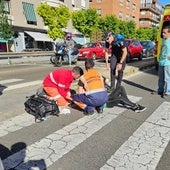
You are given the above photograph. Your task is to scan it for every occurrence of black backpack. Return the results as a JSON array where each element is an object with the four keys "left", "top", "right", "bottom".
[{"left": 24, "top": 94, "right": 60, "bottom": 122}]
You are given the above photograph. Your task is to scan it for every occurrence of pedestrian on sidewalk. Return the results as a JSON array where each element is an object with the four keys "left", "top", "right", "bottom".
[
  {"left": 157, "top": 25, "right": 170, "bottom": 98},
  {"left": 71, "top": 59, "right": 108, "bottom": 115},
  {"left": 104, "top": 31, "right": 127, "bottom": 91},
  {"left": 42, "top": 66, "right": 83, "bottom": 113}
]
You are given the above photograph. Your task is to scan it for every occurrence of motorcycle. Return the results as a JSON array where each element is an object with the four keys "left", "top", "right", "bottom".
[{"left": 50, "top": 43, "right": 78, "bottom": 67}]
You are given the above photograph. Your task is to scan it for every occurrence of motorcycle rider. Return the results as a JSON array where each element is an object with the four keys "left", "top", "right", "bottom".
[{"left": 64, "top": 33, "right": 75, "bottom": 66}]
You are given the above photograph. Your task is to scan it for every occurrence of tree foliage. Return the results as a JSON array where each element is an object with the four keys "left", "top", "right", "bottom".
[
  {"left": 72, "top": 8, "right": 99, "bottom": 37},
  {"left": 97, "top": 14, "right": 157, "bottom": 41},
  {"left": 0, "top": 0, "right": 14, "bottom": 41},
  {"left": 37, "top": 3, "right": 71, "bottom": 40}
]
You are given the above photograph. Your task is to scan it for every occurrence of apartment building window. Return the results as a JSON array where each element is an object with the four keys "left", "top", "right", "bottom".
[
  {"left": 81, "top": 0, "right": 86, "bottom": 8},
  {"left": 126, "top": 0, "right": 130, "bottom": 9},
  {"left": 132, "top": 3, "right": 136, "bottom": 11},
  {"left": 97, "top": 9, "right": 102, "bottom": 16},
  {"left": 22, "top": 2, "right": 37, "bottom": 25},
  {"left": 126, "top": 14, "right": 129, "bottom": 21},
  {"left": 119, "top": 0, "right": 124, "bottom": 5},
  {"left": 72, "top": 0, "right": 75, "bottom": 7},
  {"left": 131, "top": 15, "right": 135, "bottom": 21},
  {"left": 3, "top": 0, "right": 10, "bottom": 13},
  {"left": 118, "top": 11, "right": 123, "bottom": 20}
]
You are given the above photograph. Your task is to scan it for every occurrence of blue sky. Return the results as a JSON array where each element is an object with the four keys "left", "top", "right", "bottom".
[{"left": 159, "top": 0, "right": 170, "bottom": 6}]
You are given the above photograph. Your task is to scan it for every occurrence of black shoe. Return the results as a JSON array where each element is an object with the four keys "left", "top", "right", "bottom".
[
  {"left": 158, "top": 91, "right": 163, "bottom": 96},
  {"left": 132, "top": 104, "right": 146, "bottom": 113},
  {"left": 83, "top": 110, "right": 94, "bottom": 115},
  {"left": 96, "top": 107, "right": 103, "bottom": 114},
  {"left": 163, "top": 94, "right": 170, "bottom": 99}
]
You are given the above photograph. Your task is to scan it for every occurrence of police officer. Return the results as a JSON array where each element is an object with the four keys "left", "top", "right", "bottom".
[{"left": 104, "top": 31, "right": 127, "bottom": 91}]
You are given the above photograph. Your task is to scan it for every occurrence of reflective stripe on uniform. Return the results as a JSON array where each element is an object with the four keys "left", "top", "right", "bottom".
[{"left": 50, "top": 72, "right": 66, "bottom": 88}]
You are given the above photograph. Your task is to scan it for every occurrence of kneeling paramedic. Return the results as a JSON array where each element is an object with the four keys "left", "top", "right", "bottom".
[{"left": 42, "top": 66, "right": 83, "bottom": 110}]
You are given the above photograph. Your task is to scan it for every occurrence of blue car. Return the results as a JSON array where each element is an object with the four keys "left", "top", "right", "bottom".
[{"left": 140, "top": 40, "right": 155, "bottom": 58}]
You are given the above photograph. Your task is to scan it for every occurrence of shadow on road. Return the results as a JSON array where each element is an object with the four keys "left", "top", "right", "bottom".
[{"left": 0, "top": 142, "right": 47, "bottom": 170}]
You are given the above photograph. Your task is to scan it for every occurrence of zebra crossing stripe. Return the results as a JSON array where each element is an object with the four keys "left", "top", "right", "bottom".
[
  {"left": 2, "top": 96, "right": 141, "bottom": 169},
  {"left": 0, "top": 79, "right": 23, "bottom": 84},
  {"left": 101, "top": 101, "right": 170, "bottom": 170},
  {"left": 4, "top": 80, "right": 42, "bottom": 91}
]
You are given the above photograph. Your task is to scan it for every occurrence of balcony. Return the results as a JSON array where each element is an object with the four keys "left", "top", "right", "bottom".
[{"left": 41, "top": 0, "right": 66, "bottom": 8}]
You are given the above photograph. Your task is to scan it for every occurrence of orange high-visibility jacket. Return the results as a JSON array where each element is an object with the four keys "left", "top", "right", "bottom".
[{"left": 79, "top": 69, "right": 105, "bottom": 95}]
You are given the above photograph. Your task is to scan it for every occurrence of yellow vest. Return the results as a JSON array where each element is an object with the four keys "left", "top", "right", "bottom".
[{"left": 80, "top": 69, "right": 105, "bottom": 95}]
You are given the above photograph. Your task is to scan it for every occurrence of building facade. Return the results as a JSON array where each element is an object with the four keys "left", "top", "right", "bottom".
[
  {"left": 139, "top": 0, "right": 164, "bottom": 28},
  {"left": 89, "top": 0, "right": 164, "bottom": 29},
  {"left": 1, "top": 0, "right": 89, "bottom": 52},
  {"left": 89, "top": 0, "right": 140, "bottom": 28}
]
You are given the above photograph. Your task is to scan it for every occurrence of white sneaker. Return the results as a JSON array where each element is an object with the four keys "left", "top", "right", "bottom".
[{"left": 60, "top": 108, "right": 71, "bottom": 115}]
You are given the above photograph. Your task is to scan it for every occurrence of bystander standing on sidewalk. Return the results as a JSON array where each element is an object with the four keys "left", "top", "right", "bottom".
[{"left": 157, "top": 25, "right": 170, "bottom": 98}]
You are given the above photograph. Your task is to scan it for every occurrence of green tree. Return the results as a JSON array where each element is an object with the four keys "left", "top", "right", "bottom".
[
  {"left": 0, "top": 0, "right": 14, "bottom": 41},
  {"left": 136, "top": 27, "right": 158, "bottom": 41},
  {"left": 72, "top": 8, "right": 99, "bottom": 38},
  {"left": 37, "top": 3, "right": 71, "bottom": 40}
]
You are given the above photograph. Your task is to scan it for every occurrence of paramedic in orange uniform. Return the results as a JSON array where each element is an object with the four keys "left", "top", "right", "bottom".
[
  {"left": 72, "top": 59, "right": 108, "bottom": 115},
  {"left": 43, "top": 66, "right": 83, "bottom": 107}
]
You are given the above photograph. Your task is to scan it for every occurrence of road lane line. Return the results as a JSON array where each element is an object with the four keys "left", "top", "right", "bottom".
[
  {"left": 4, "top": 80, "right": 42, "bottom": 91},
  {"left": 2, "top": 96, "right": 141, "bottom": 169},
  {"left": 101, "top": 101, "right": 170, "bottom": 170},
  {"left": 0, "top": 79, "right": 23, "bottom": 84}
]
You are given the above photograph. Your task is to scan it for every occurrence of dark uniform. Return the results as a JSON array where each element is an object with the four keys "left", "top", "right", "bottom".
[{"left": 105, "top": 36, "right": 127, "bottom": 89}]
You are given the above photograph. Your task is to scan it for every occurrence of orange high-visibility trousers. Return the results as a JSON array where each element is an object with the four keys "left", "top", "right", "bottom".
[{"left": 43, "top": 87, "right": 68, "bottom": 106}]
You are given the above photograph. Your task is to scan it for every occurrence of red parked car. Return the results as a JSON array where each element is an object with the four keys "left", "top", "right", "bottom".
[
  {"left": 125, "top": 39, "right": 143, "bottom": 62},
  {"left": 78, "top": 42, "right": 106, "bottom": 60}
]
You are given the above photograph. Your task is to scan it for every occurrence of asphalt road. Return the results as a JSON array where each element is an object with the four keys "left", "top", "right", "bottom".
[{"left": 0, "top": 58, "right": 170, "bottom": 170}]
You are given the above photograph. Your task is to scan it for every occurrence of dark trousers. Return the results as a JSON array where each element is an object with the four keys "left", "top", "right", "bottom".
[
  {"left": 107, "top": 86, "right": 136, "bottom": 108},
  {"left": 110, "top": 56, "right": 126, "bottom": 89},
  {"left": 73, "top": 91, "right": 108, "bottom": 112}
]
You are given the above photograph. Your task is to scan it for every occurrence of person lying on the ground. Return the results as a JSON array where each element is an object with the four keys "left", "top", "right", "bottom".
[
  {"left": 70, "top": 58, "right": 108, "bottom": 115},
  {"left": 106, "top": 86, "right": 146, "bottom": 113}
]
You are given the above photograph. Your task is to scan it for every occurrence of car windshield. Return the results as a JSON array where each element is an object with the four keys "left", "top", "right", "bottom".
[
  {"left": 140, "top": 41, "right": 149, "bottom": 47},
  {"left": 82, "top": 43, "right": 96, "bottom": 48},
  {"left": 125, "top": 40, "right": 131, "bottom": 46}
]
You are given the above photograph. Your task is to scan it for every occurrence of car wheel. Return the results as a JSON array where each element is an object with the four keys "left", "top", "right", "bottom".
[
  {"left": 92, "top": 53, "right": 96, "bottom": 60},
  {"left": 138, "top": 52, "right": 143, "bottom": 60},
  {"left": 50, "top": 55, "right": 55, "bottom": 64}
]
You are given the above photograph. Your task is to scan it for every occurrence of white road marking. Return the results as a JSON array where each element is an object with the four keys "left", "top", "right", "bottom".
[
  {"left": 0, "top": 79, "right": 23, "bottom": 84},
  {"left": 101, "top": 101, "right": 170, "bottom": 170},
  {"left": 4, "top": 80, "right": 42, "bottom": 91},
  {"left": 2, "top": 96, "right": 141, "bottom": 169}
]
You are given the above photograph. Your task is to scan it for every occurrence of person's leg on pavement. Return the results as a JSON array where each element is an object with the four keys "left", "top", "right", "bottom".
[
  {"left": 68, "top": 49, "right": 73, "bottom": 65},
  {"left": 158, "top": 65, "right": 164, "bottom": 95},
  {"left": 116, "top": 62, "right": 126, "bottom": 88},
  {"left": 110, "top": 69, "right": 116, "bottom": 89},
  {"left": 72, "top": 93, "right": 95, "bottom": 114},
  {"left": 110, "top": 56, "right": 117, "bottom": 89},
  {"left": 43, "top": 87, "right": 71, "bottom": 114},
  {"left": 107, "top": 86, "right": 146, "bottom": 112},
  {"left": 164, "top": 65, "right": 170, "bottom": 96}
]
